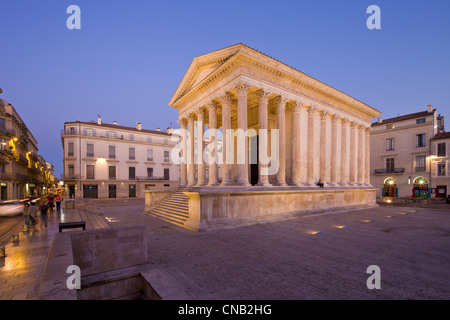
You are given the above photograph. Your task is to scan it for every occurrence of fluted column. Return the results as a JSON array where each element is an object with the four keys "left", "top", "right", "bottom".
[
  {"left": 257, "top": 89, "right": 271, "bottom": 186},
  {"left": 207, "top": 102, "right": 219, "bottom": 186},
  {"left": 276, "top": 96, "right": 288, "bottom": 186},
  {"left": 196, "top": 107, "right": 206, "bottom": 186},
  {"left": 365, "top": 127, "right": 371, "bottom": 186},
  {"left": 307, "top": 107, "right": 319, "bottom": 186},
  {"left": 291, "top": 102, "right": 302, "bottom": 186},
  {"left": 179, "top": 117, "right": 188, "bottom": 187},
  {"left": 340, "top": 118, "right": 350, "bottom": 186},
  {"left": 187, "top": 113, "right": 196, "bottom": 186},
  {"left": 299, "top": 104, "right": 309, "bottom": 186},
  {"left": 329, "top": 115, "right": 341, "bottom": 186},
  {"left": 320, "top": 111, "right": 332, "bottom": 185},
  {"left": 349, "top": 122, "right": 358, "bottom": 186},
  {"left": 220, "top": 93, "right": 233, "bottom": 186},
  {"left": 235, "top": 82, "right": 251, "bottom": 187},
  {"left": 357, "top": 125, "right": 365, "bottom": 186}
]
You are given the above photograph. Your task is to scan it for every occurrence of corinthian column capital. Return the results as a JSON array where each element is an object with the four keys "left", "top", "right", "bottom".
[
  {"left": 234, "top": 81, "right": 251, "bottom": 96},
  {"left": 257, "top": 89, "right": 271, "bottom": 102},
  {"left": 274, "top": 95, "right": 288, "bottom": 108},
  {"left": 218, "top": 92, "right": 233, "bottom": 104}
]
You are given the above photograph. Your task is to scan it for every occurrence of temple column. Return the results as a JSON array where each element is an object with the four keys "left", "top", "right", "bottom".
[
  {"left": 235, "top": 82, "right": 251, "bottom": 187},
  {"left": 320, "top": 111, "right": 332, "bottom": 185},
  {"left": 187, "top": 113, "right": 196, "bottom": 186},
  {"left": 220, "top": 93, "right": 233, "bottom": 186},
  {"left": 358, "top": 125, "right": 365, "bottom": 186},
  {"left": 207, "top": 102, "right": 219, "bottom": 186},
  {"left": 291, "top": 102, "right": 302, "bottom": 186},
  {"left": 329, "top": 115, "right": 341, "bottom": 186},
  {"left": 299, "top": 104, "right": 309, "bottom": 185},
  {"left": 340, "top": 118, "right": 350, "bottom": 186},
  {"left": 306, "top": 107, "right": 319, "bottom": 186},
  {"left": 196, "top": 107, "right": 206, "bottom": 186},
  {"left": 365, "top": 127, "right": 371, "bottom": 186},
  {"left": 276, "top": 96, "right": 288, "bottom": 186},
  {"left": 349, "top": 122, "right": 358, "bottom": 186},
  {"left": 179, "top": 117, "right": 188, "bottom": 187},
  {"left": 256, "top": 89, "right": 272, "bottom": 186}
]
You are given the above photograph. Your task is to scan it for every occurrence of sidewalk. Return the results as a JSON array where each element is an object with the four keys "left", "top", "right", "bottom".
[{"left": 0, "top": 206, "right": 108, "bottom": 300}]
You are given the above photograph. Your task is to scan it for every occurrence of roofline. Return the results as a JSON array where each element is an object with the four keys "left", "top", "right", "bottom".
[{"left": 64, "top": 121, "right": 172, "bottom": 136}]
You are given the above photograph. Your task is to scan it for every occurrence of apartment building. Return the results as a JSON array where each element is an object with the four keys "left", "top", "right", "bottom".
[
  {"left": 61, "top": 117, "right": 179, "bottom": 200},
  {"left": 370, "top": 104, "right": 446, "bottom": 199},
  {"left": 0, "top": 98, "right": 55, "bottom": 200}
]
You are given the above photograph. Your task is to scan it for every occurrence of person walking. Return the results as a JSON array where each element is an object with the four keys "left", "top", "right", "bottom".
[
  {"left": 55, "top": 194, "right": 62, "bottom": 212},
  {"left": 39, "top": 200, "right": 49, "bottom": 230},
  {"left": 23, "top": 202, "right": 31, "bottom": 231},
  {"left": 47, "top": 194, "right": 55, "bottom": 213},
  {"left": 29, "top": 201, "right": 38, "bottom": 226}
]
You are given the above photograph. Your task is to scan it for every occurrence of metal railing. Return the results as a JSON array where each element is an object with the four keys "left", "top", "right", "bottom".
[{"left": 374, "top": 168, "right": 405, "bottom": 174}]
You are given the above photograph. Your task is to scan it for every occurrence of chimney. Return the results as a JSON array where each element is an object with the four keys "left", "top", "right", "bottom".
[
  {"left": 156, "top": 127, "right": 160, "bottom": 132},
  {"left": 428, "top": 104, "right": 433, "bottom": 113},
  {"left": 377, "top": 117, "right": 382, "bottom": 124},
  {"left": 136, "top": 122, "right": 142, "bottom": 130},
  {"left": 113, "top": 121, "right": 118, "bottom": 125},
  {"left": 97, "top": 115, "right": 102, "bottom": 125}
]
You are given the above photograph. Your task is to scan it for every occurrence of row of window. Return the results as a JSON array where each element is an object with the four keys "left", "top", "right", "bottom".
[
  {"left": 67, "top": 143, "right": 170, "bottom": 162},
  {"left": 66, "top": 127, "right": 170, "bottom": 144},
  {"left": 67, "top": 164, "right": 171, "bottom": 180},
  {"left": 385, "top": 157, "right": 446, "bottom": 176},
  {"left": 386, "top": 136, "right": 447, "bottom": 156}
]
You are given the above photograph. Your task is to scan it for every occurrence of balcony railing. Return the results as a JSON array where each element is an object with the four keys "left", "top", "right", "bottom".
[
  {"left": 136, "top": 176, "right": 167, "bottom": 181},
  {"left": 60, "top": 174, "right": 81, "bottom": 180},
  {"left": 374, "top": 168, "right": 406, "bottom": 175},
  {"left": 414, "top": 166, "right": 426, "bottom": 172}
]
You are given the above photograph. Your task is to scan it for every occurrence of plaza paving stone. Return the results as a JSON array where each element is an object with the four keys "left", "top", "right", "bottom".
[{"left": 1, "top": 203, "right": 449, "bottom": 300}]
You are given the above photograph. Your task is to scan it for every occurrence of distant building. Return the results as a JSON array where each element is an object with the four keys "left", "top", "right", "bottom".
[
  {"left": 430, "top": 131, "right": 449, "bottom": 199},
  {"left": 0, "top": 98, "right": 55, "bottom": 200},
  {"left": 370, "top": 104, "right": 448, "bottom": 199},
  {"left": 61, "top": 117, "right": 179, "bottom": 199}
]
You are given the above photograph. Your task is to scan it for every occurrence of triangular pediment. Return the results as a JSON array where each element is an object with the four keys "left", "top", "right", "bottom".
[{"left": 169, "top": 44, "right": 246, "bottom": 107}]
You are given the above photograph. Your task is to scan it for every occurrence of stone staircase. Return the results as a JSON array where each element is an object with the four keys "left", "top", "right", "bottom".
[{"left": 149, "top": 188, "right": 192, "bottom": 229}]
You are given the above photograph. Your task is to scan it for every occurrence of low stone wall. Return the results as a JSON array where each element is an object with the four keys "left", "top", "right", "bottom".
[
  {"left": 37, "top": 224, "right": 148, "bottom": 299},
  {"left": 143, "top": 190, "right": 176, "bottom": 213},
  {"left": 184, "top": 187, "right": 378, "bottom": 231}
]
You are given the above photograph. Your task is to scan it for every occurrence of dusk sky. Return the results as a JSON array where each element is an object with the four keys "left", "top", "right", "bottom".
[{"left": 1, "top": 0, "right": 449, "bottom": 177}]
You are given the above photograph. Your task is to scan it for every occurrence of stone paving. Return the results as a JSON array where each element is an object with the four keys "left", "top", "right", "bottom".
[{"left": 1, "top": 203, "right": 450, "bottom": 300}]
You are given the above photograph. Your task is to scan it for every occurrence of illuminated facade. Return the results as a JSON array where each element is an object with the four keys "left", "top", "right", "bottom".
[
  {"left": 146, "top": 44, "right": 381, "bottom": 231},
  {"left": 370, "top": 105, "right": 446, "bottom": 199},
  {"left": 0, "top": 98, "right": 54, "bottom": 200},
  {"left": 61, "top": 117, "right": 179, "bottom": 200}
]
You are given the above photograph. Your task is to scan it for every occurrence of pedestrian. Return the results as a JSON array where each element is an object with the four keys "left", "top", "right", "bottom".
[
  {"left": 23, "top": 202, "right": 31, "bottom": 231},
  {"left": 29, "top": 201, "right": 38, "bottom": 226},
  {"left": 47, "top": 194, "right": 54, "bottom": 212},
  {"left": 316, "top": 178, "right": 324, "bottom": 188},
  {"left": 39, "top": 200, "right": 49, "bottom": 230},
  {"left": 55, "top": 194, "right": 62, "bottom": 212}
]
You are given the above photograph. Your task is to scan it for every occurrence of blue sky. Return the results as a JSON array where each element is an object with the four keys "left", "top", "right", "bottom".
[{"left": 1, "top": 0, "right": 449, "bottom": 176}]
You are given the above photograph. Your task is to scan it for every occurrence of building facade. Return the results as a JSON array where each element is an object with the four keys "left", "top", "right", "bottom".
[
  {"left": 61, "top": 118, "right": 179, "bottom": 200},
  {"left": 0, "top": 98, "right": 55, "bottom": 200},
  {"left": 146, "top": 44, "right": 381, "bottom": 231},
  {"left": 370, "top": 105, "right": 446, "bottom": 199},
  {"left": 430, "top": 131, "right": 450, "bottom": 199}
]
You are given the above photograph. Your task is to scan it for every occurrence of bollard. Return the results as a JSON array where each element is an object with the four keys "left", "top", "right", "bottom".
[
  {"left": 12, "top": 233, "right": 19, "bottom": 242},
  {"left": 0, "top": 246, "right": 5, "bottom": 257}
]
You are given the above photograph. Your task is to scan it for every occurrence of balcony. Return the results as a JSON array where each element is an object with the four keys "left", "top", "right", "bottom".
[
  {"left": 414, "top": 166, "right": 427, "bottom": 172},
  {"left": 374, "top": 168, "right": 406, "bottom": 175},
  {"left": 60, "top": 174, "right": 81, "bottom": 180},
  {"left": 136, "top": 176, "right": 166, "bottom": 181}
]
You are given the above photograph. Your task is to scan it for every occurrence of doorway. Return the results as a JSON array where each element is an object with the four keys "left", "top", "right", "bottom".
[
  {"left": 109, "top": 185, "right": 116, "bottom": 198},
  {"left": 250, "top": 134, "right": 259, "bottom": 186},
  {"left": 436, "top": 185, "right": 447, "bottom": 198}
]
